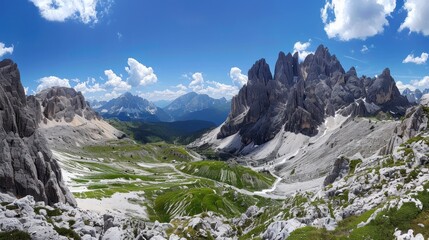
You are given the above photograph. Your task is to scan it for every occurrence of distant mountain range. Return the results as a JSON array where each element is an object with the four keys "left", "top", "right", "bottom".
[
  {"left": 91, "top": 92, "right": 172, "bottom": 122},
  {"left": 164, "top": 92, "right": 230, "bottom": 125},
  {"left": 402, "top": 88, "right": 429, "bottom": 103},
  {"left": 91, "top": 92, "right": 230, "bottom": 125}
]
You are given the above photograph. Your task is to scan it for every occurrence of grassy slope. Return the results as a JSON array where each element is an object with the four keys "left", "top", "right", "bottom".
[
  {"left": 177, "top": 161, "right": 276, "bottom": 191},
  {"left": 67, "top": 140, "right": 276, "bottom": 222},
  {"left": 154, "top": 187, "right": 259, "bottom": 222}
]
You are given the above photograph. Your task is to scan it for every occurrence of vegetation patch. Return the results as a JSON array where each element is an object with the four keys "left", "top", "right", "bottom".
[
  {"left": 54, "top": 226, "right": 81, "bottom": 240},
  {"left": 154, "top": 187, "right": 258, "bottom": 222},
  {"left": 349, "top": 159, "right": 362, "bottom": 175},
  {"left": 0, "top": 230, "right": 31, "bottom": 240},
  {"left": 177, "top": 161, "right": 275, "bottom": 191}
]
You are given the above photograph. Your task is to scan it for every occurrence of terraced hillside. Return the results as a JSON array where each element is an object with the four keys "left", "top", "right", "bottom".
[
  {"left": 53, "top": 139, "right": 277, "bottom": 222},
  {"left": 178, "top": 161, "right": 276, "bottom": 191}
]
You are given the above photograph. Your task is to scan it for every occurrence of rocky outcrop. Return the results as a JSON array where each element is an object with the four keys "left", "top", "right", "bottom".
[
  {"left": 36, "top": 87, "right": 99, "bottom": 123},
  {"left": 0, "top": 59, "right": 75, "bottom": 206},
  {"left": 395, "top": 105, "right": 428, "bottom": 140},
  {"left": 217, "top": 45, "right": 410, "bottom": 146},
  {"left": 323, "top": 157, "right": 350, "bottom": 186}
]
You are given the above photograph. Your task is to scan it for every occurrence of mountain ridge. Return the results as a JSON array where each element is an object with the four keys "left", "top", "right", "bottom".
[
  {"left": 216, "top": 44, "right": 410, "bottom": 147},
  {"left": 0, "top": 59, "right": 76, "bottom": 206},
  {"left": 164, "top": 92, "right": 230, "bottom": 125},
  {"left": 95, "top": 92, "right": 172, "bottom": 122}
]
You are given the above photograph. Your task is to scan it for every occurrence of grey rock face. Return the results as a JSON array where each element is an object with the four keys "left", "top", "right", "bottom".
[
  {"left": 0, "top": 59, "right": 76, "bottom": 206},
  {"left": 323, "top": 157, "right": 350, "bottom": 186},
  {"left": 36, "top": 87, "right": 99, "bottom": 123},
  {"left": 395, "top": 105, "right": 428, "bottom": 140},
  {"left": 218, "top": 45, "right": 410, "bottom": 146}
]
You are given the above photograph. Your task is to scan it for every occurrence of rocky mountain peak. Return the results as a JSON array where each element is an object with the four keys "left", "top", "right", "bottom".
[
  {"left": 248, "top": 58, "right": 273, "bottom": 86},
  {"left": 0, "top": 59, "right": 76, "bottom": 206},
  {"left": 302, "top": 44, "right": 345, "bottom": 81},
  {"left": 216, "top": 46, "right": 410, "bottom": 147},
  {"left": 381, "top": 67, "right": 391, "bottom": 77},
  {"left": 36, "top": 86, "right": 99, "bottom": 123},
  {"left": 274, "top": 51, "right": 299, "bottom": 88},
  {"left": 347, "top": 67, "right": 357, "bottom": 76},
  {"left": 366, "top": 68, "right": 407, "bottom": 108}
]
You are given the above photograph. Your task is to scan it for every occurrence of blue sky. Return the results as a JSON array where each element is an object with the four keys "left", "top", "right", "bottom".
[{"left": 0, "top": 0, "right": 428, "bottom": 102}]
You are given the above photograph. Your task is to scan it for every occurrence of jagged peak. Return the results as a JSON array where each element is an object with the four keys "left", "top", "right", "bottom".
[
  {"left": 347, "top": 67, "right": 357, "bottom": 76},
  {"left": 314, "top": 44, "right": 330, "bottom": 58},
  {"left": 248, "top": 58, "right": 273, "bottom": 85},
  {"left": 381, "top": 68, "right": 391, "bottom": 77},
  {"left": 120, "top": 91, "right": 134, "bottom": 98},
  {"left": 0, "top": 58, "right": 15, "bottom": 68}
]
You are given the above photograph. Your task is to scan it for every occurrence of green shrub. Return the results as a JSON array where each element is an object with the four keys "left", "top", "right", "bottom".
[{"left": 0, "top": 230, "right": 31, "bottom": 240}]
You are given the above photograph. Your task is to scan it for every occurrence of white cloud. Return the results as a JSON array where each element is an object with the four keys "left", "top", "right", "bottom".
[
  {"left": 74, "top": 80, "right": 105, "bottom": 94},
  {"left": 361, "top": 45, "right": 369, "bottom": 53},
  {"left": 139, "top": 88, "right": 187, "bottom": 102},
  {"left": 29, "top": 0, "right": 112, "bottom": 24},
  {"left": 117, "top": 32, "right": 122, "bottom": 40},
  {"left": 0, "top": 42, "right": 14, "bottom": 57},
  {"left": 187, "top": 72, "right": 239, "bottom": 99},
  {"left": 292, "top": 40, "right": 314, "bottom": 62},
  {"left": 396, "top": 81, "right": 416, "bottom": 93},
  {"left": 403, "top": 52, "right": 428, "bottom": 65},
  {"left": 104, "top": 90, "right": 120, "bottom": 100},
  {"left": 36, "top": 76, "right": 71, "bottom": 92},
  {"left": 197, "top": 81, "right": 239, "bottom": 99},
  {"left": 24, "top": 87, "right": 29, "bottom": 95},
  {"left": 104, "top": 69, "right": 131, "bottom": 91},
  {"left": 176, "top": 84, "right": 188, "bottom": 91},
  {"left": 229, "top": 67, "right": 248, "bottom": 86},
  {"left": 189, "top": 72, "right": 204, "bottom": 91},
  {"left": 396, "top": 76, "right": 429, "bottom": 93},
  {"left": 411, "top": 76, "right": 429, "bottom": 89},
  {"left": 399, "top": 0, "right": 429, "bottom": 36},
  {"left": 125, "top": 58, "right": 158, "bottom": 87},
  {"left": 321, "top": 0, "right": 396, "bottom": 41}
]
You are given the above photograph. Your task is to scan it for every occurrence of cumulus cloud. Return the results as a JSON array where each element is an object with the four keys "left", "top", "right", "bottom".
[
  {"left": 399, "top": 0, "right": 429, "bottom": 36},
  {"left": 293, "top": 40, "right": 314, "bottom": 62},
  {"left": 29, "top": 0, "right": 111, "bottom": 24},
  {"left": 140, "top": 88, "right": 187, "bottom": 102},
  {"left": 321, "top": 0, "right": 396, "bottom": 41},
  {"left": 396, "top": 76, "right": 429, "bottom": 93},
  {"left": 104, "top": 69, "right": 131, "bottom": 91},
  {"left": 396, "top": 81, "right": 416, "bottom": 92},
  {"left": 125, "top": 58, "right": 158, "bottom": 87},
  {"left": 229, "top": 67, "right": 248, "bottom": 86},
  {"left": 186, "top": 72, "right": 240, "bottom": 99},
  {"left": 411, "top": 76, "right": 429, "bottom": 89},
  {"left": 0, "top": 42, "right": 14, "bottom": 57},
  {"left": 104, "top": 90, "right": 121, "bottom": 100},
  {"left": 176, "top": 84, "right": 188, "bottom": 91},
  {"left": 36, "top": 76, "right": 71, "bottom": 92},
  {"left": 361, "top": 45, "right": 369, "bottom": 53},
  {"left": 189, "top": 72, "right": 204, "bottom": 92},
  {"left": 403, "top": 52, "right": 428, "bottom": 65},
  {"left": 74, "top": 80, "right": 105, "bottom": 94},
  {"left": 197, "top": 81, "right": 239, "bottom": 99}
]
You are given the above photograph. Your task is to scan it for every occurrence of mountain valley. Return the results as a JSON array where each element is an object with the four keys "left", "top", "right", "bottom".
[{"left": 1, "top": 44, "right": 429, "bottom": 240}]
